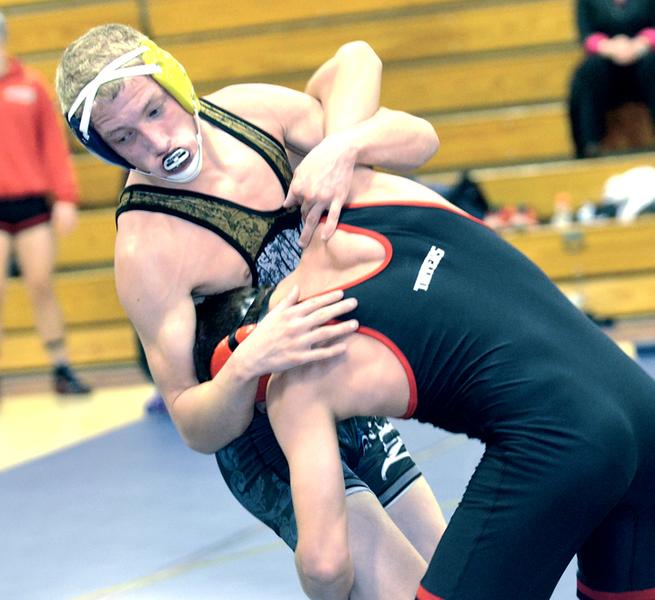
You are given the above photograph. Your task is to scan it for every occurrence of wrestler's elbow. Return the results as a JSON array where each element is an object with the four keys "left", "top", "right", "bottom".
[
  {"left": 180, "top": 429, "right": 220, "bottom": 455},
  {"left": 173, "top": 404, "right": 246, "bottom": 455},
  {"left": 336, "top": 40, "right": 382, "bottom": 74},
  {"left": 176, "top": 417, "right": 218, "bottom": 454},
  {"left": 182, "top": 419, "right": 247, "bottom": 454},
  {"left": 412, "top": 116, "right": 440, "bottom": 165},
  {"left": 295, "top": 543, "right": 354, "bottom": 598}
]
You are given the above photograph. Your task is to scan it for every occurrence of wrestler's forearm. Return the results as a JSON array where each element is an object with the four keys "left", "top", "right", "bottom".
[
  {"left": 334, "top": 106, "right": 439, "bottom": 172},
  {"left": 307, "top": 42, "right": 438, "bottom": 171},
  {"left": 267, "top": 372, "right": 354, "bottom": 600},
  {"left": 171, "top": 369, "right": 258, "bottom": 453},
  {"left": 305, "top": 41, "right": 382, "bottom": 134}
]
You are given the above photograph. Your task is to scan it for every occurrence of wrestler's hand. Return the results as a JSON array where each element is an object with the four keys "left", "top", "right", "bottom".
[
  {"left": 235, "top": 285, "right": 358, "bottom": 377},
  {"left": 51, "top": 201, "right": 79, "bottom": 236},
  {"left": 284, "top": 132, "right": 357, "bottom": 248}
]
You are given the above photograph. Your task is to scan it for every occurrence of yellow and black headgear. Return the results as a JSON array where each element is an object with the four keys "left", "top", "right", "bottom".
[{"left": 66, "top": 39, "right": 198, "bottom": 170}]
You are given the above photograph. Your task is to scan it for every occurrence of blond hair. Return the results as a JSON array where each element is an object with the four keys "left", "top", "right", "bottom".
[{"left": 55, "top": 23, "right": 149, "bottom": 116}]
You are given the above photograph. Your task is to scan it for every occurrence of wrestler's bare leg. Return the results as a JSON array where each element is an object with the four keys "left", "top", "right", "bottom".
[
  {"left": 347, "top": 491, "right": 427, "bottom": 600},
  {"left": 386, "top": 475, "right": 447, "bottom": 563}
]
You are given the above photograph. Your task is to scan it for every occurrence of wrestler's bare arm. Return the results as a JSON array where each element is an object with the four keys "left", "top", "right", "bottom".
[
  {"left": 303, "top": 40, "right": 438, "bottom": 170},
  {"left": 265, "top": 327, "right": 415, "bottom": 598},
  {"left": 136, "top": 292, "right": 260, "bottom": 450},
  {"left": 115, "top": 228, "right": 360, "bottom": 452},
  {"left": 215, "top": 84, "right": 437, "bottom": 170},
  {"left": 266, "top": 367, "right": 353, "bottom": 599},
  {"left": 211, "top": 81, "right": 439, "bottom": 246},
  {"left": 113, "top": 234, "right": 252, "bottom": 448},
  {"left": 305, "top": 41, "right": 381, "bottom": 132},
  {"left": 288, "top": 41, "right": 439, "bottom": 244}
]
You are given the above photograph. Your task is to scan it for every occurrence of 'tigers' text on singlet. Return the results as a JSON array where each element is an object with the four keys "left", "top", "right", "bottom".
[{"left": 413, "top": 245, "right": 445, "bottom": 292}]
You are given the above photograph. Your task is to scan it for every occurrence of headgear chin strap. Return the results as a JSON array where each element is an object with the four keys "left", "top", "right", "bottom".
[{"left": 66, "top": 40, "right": 201, "bottom": 181}]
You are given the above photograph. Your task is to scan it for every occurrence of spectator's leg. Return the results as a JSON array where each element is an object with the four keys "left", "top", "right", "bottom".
[
  {"left": 0, "top": 230, "right": 13, "bottom": 352},
  {"left": 632, "top": 52, "right": 655, "bottom": 126},
  {"left": 15, "top": 223, "right": 65, "bottom": 361},
  {"left": 14, "top": 222, "right": 90, "bottom": 394},
  {"left": 569, "top": 55, "right": 619, "bottom": 157}
]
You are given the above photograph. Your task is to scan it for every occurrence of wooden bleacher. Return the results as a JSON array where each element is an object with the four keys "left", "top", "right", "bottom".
[
  {"left": 422, "top": 152, "right": 655, "bottom": 219},
  {"left": 503, "top": 217, "right": 655, "bottom": 281},
  {"left": 56, "top": 209, "right": 115, "bottom": 268},
  {"left": 501, "top": 216, "right": 655, "bottom": 320},
  {"left": 0, "top": 2, "right": 140, "bottom": 56},
  {"left": 0, "top": 0, "right": 653, "bottom": 372},
  {"left": 559, "top": 273, "right": 655, "bottom": 321}
]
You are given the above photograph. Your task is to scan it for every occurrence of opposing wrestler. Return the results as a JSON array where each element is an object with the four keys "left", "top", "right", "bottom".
[
  {"left": 56, "top": 24, "right": 446, "bottom": 596},
  {"left": 196, "top": 191, "right": 655, "bottom": 599}
]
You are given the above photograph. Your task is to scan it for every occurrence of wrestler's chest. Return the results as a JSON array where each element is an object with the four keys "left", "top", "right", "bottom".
[
  {"left": 177, "top": 222, "right": 253, "bottom": 293},
  {"left": 117, "top": 212, "right": 253, "bottom": 293}
]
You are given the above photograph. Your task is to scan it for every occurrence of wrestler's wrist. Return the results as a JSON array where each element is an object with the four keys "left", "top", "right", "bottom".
[
  {"left": 227, "top": 345, "right": 264, "bottom": 387},
  {"left": 326, "top": 129, "right": 360, "bottom": 165}
]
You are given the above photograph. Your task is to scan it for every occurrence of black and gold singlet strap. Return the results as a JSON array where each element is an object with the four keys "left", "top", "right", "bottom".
[
  {"left": 199, "top": 98, "right": 293, "bottom": 195},
  {"left": 116, "top": 184, "right": 290, "bottom": 285}
]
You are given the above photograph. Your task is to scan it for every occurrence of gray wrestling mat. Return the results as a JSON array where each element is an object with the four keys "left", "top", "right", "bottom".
[{"left": 4, "top": 354, "right": 653, "bottom": 599}]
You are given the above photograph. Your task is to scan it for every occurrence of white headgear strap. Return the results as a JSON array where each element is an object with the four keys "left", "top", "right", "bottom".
[
  {"left": 67, "top": 45, "right": 204, "bottom": 183},
  {"left": 67, "top": 46, "right": 159, "bottom": 141}
]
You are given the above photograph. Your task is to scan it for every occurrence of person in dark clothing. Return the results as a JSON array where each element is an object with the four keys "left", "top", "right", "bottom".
[
  {"left": 196, "top": 195, "right": 655, "bottom": 599},
  {"left": 569, "top": 0, "right": 655, "bottom": 157}
]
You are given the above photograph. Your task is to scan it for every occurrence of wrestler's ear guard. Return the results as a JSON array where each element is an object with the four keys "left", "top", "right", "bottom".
[
  {"left": 141, "top": 39, "right": 198, "bottom": 115},
  {"left": 67, "top": 113, "right": 135, "bottom": 169},
  {"left": 210, "top": 325, "right": 270, "bottom": 402}
]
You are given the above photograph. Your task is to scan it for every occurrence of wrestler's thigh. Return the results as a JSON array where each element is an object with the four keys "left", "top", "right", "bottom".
[
  {"left": 346, "top": 491, "right": 426, "bottom": 600},
  {"left": 343, "top": 417, "right": 443, "bottom": 556},
  {"left": 421, "top": 442, "right": 627, "bottom": 600},
  {"left": 345, "top": 416, "right": 422, "bottom": 507},
  {"left": 577, "top": 458, "right": 655, "bottom": 599},
  {"left": 385, "top": 475, "right": 446, "bottom": 564}
]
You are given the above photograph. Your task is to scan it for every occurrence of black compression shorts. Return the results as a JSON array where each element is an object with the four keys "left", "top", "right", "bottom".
[
  {"left": 215, "top": 409, "right": 421, "bottom": 549},
  {"left": 0, "top": 196, "right": 51, "bottom": 234}
]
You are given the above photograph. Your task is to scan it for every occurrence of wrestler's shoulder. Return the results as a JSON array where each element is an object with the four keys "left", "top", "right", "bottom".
[
  {"left": 206, "top": 84, "right": 308, "bottom": 119},
  {"left": 115, "top": 207, "right": 183, "bottom": 265},
  {"left": 207, "top": 85, "right": 273, "bottom": 111}
]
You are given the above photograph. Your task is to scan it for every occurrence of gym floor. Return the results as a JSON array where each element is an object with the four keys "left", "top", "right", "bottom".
[{"left": 2, "top": 324, "right": 654, "bottom": 600}]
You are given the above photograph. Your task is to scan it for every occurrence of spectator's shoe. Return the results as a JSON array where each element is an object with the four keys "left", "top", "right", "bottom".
[{"left": 53, "top": 365, "right": 92, "bottom": 395}]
